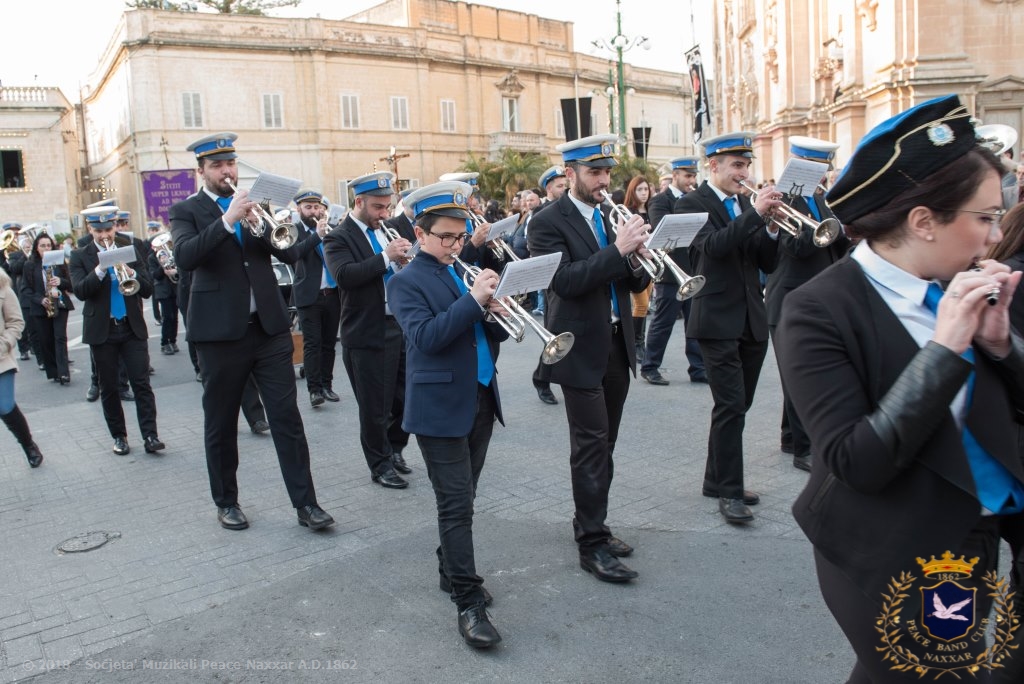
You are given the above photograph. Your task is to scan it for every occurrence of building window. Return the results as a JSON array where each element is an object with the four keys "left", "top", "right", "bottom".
[
  {"left": 182, "top": 92, "right": 203, "bottom": 129},
  {"left": 502, "top": 97, "right": 519, "bottom": 133},
  {"left": 340, "top": 94, "right": 360, "bottom": 129},
  {"left": 670, "top": 122, "right": 680, "bottom": 145},
  {"left": 554, "top": 108, "right": 565, "bottom": 139},
  {"left": 391, "top": 96, "right": 410, "bottom": 131},
  {"left": 440, "top": 99, "right": 456, "bottom": 133},
  {"left": 262, "top": 93, "right": 284, "bottom": 129},
  {"left": 1, "top": 150, "right": 25, "bottom": 188}
]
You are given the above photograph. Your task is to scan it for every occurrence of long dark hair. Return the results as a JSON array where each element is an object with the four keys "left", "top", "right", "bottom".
[
  {"left": 30, "top": 233, "right": 55, "bottom": 262},
  {"left": 987, "top": 203, "right": 1024, "bottom": 263},
  {"left": 624, "top": 175, "right": 651, "bottom": 214}
]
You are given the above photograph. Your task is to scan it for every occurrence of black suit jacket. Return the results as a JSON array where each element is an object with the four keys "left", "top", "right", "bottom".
[
  {"left": 169, "top": 191, "right": 305, "bottom": 342},
  {"left": 323, "top": 215, "right": 415, "bottom": 350},
  {"left": 20, "top": 258, "right": 74, "bottom": 317},
  {"left": 147, "top": 251, "right": 176, "bottom": 300},
  {"left": 675, "top": 181, "right": 778, "bottom": 341},
  {"left": 647, "top": 187, "right": 693, "bottom": 279},
  {"left": 764, "top": 194, "right": 850, "bottom": 326},
  {"left": 285, "top": 222, "right": 329, "bottom": 309},
  {"left": 778, "top": 257, "right": 1024, "bottom": 596},
  {"left": 527, "top": 192, "right": 650, "bottom": 388},
  {"left": 69, "top": 238, "right": 152, "bottom": 345}
]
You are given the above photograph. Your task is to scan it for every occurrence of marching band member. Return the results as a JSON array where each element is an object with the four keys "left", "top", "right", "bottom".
[
  {"left": 148, "top": 234, "right": 180, "bottom": 356},
  {"left": 0, "top": 266, "right": 43, "bottom": 467},
  {"left": 323, "top": 172, "right": 416, "bottom": 487},
  {"left": 527, "top": 134, "right": 651, "bottom": 583},
  {"left": 530, "top": 166, "right": 567, "bottom": 406},
  {"left": 438, "top": 172, "right": 492, "bottom": 266},
  {"left": 675, "top": 132, "right": 783, "bottom": 525},
  {"left": 20, "top": 232, "right": 73, "bottom": 385},
  {"left": 69, "top": 207, "right": 164, "bottom": 457},
  {"left": 778, "top": 94, "right": 1024, "bottom": 684},
  {"left": 764, "top": 136, "right": 850, "bottom": 472},
  {"left": 386, "top": 180, "right": 507, "bottom": 648},
  {"left": 169, "top": 132, "right": 333, "bottom": 532},
  {"left": 289, "top": 189, "right": 341, "bottom": 408}
]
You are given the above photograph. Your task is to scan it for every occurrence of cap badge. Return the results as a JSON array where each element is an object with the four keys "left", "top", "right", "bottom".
[
  {"left": 927, "top": 123, "right": 955, "bottom": 147},
  {"left": 377, "top": 178, "right": 388, "bottom": 188},
  {"left": 601, "top": 143, "right": 614, "bottom": 156},
  {"left": 453, "top": 192, "right": 467, "bottom": 207}
]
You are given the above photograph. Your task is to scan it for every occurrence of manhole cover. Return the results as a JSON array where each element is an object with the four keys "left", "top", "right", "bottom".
[{"left": 55, "top": 531, "right": 121, "bottom": 554}]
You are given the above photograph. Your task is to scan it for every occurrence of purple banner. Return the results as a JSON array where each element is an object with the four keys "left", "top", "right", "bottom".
[{"left": 142, "top": 170, "right": 196, "bottom": 227}]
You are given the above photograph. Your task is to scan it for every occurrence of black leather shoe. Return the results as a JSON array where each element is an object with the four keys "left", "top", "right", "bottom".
[
  {"left": 112, "top": 437, "right": 130, "bottom": 456},
  {"left": 371, "top": 468, "right": 408, "bottom": 489},
  {"left": 120, "top": 390, "right": 135, "bottom": 402},
  {"left": 24, "top": 443, "right": 43, "bottom": 468},
  {"left": 439, "top": 576, "right": 493, "bottom": 606},
  {"left": 793, "top": 455, "right": 812, "bottom": 472},
  {"left": 458, "top": 604, "right": 501, "bottom": 648},
  {"left": 250, "top": 420, "right": 270, "bottom": 435},
  {"left": 297, "top": 504, "right": 335, "bottom": 530},
  {"left": 86, "top": 384, "right": 99, "bottom": 402},
  {"left": 161, "top": 344, "right": 173, "bottom": 355},
  {"left": 59, "top": 375, "right": 70, "bottom": 385},
  {"left": 780, "top": 442, "right": 794, "bottom": 455},
  {"left": 579, "top": 547, "right": 638, "bottom": 582},
  {"left": 536, "top": 387, "right": 558, "bottom": 405},
  {"left": 607, "top": 536, "right": 634, "bottom": 558},
  {"left": 19, "top": 351, "right": 30, "bottom": 360},
  {"left": 217, "top": 506, "right": 249, "bottom": 530},
  {"left": 144, "top": 435, "right": 165, "bottom": 454},
  {"left": 641, "top": 369, "right": 669, "bottom": 386},
  {"left": 719, "top": 498, "right": 754, "bottom": 524},
  {"left": 310, "top": 391, "right": 325, "bottom": 408},
  {"left": 171, "top": 343, "right": 180, "bottom": 353},
  {"left": 322, "top": 389, "right": 340, "bottom": 402},
  {"left": 391, "top": 451, "right": 412, "bottom": 474},
  {"left": 702, "top": 486, "right": 760, "bottom": 505}
]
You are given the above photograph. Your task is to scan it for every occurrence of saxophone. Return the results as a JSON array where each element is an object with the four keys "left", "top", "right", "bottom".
[{"left": 43, "top": 265, "right": 62, "bottom": 318}]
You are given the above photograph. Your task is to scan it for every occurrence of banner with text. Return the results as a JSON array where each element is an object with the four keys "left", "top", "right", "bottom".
[
  {"left": 142, "top": 170, "right": 196, "bottom": 227},
  {"left": 686, "top": 46, "right": 712, "bottom": 144}
]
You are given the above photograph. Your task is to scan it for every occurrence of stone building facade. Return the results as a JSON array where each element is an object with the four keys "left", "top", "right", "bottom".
[
  {"left": 711, "top": 0, "right": 1024, "bottom": 178},
  {"left": 0, "top": 87, "right": 80, "bottom": 231},
  {"left": 81, "top": 0, "right": 694, "bottom": 223}
]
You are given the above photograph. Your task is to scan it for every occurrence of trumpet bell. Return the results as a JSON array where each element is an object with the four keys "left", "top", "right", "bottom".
[
  {"left": 119, "top": 279, "right": 140, "bottom": 297},
  {"left": 541, "top": 332, "right": 575, "bottom": 365},
  {"left": 812, "top": 217, "right": 843, "bottom": 247},
  {"left": 676, "top": 275, "right": 706, "bottom": 301},
  {"left": 270, "top": 221, "right": 298, "bottom": 249},
  {"left": 976, "top": 124, "right": 1018, "bottom": 157},
  {"left": 0, "top": 229, "right": 15, "bottom": 252}
]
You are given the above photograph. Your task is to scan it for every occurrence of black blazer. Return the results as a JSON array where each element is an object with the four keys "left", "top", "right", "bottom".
[
  {"left": 285, "top": 222, "right": 329, "bottom": 309},
  {"left": 527, "top": 192, "right": 650, "bottom": 388},
  {"left": 675, "top": 181, "right": 778, "bottom": 341},
  {"left": 764, "top": 194, "right": 850, "bottom": 326},
  {"left": 778, "top": 257, "right": 1024, "bottom": 597},
  {"left": 20, "top": 258, "right": 74, "bottom": 317},
  {"left": 647, "top": 187, "right": 693, "bottom": 279},
  {"left": 69, "top": 238, "right": 152, "bottom": 345},
  {"left": 169, "top": 191, "right": 305, "bottom": 342},
  {"left": 147, "top": 250, "right": 176, "bottom": 300}
]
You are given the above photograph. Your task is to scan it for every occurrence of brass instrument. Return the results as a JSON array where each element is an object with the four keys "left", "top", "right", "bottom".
[
  {"left": 976, "top": 123, "right": 1018, "bottom": 157},
  {"left": 599, "top": 191, "right": 706, "bottom": 301},
  {"left": 151, "top": 232, "right": 178, "bottom": 283},
  {"left": 225, "top": 180, "right": 299, "bottom": 249},
  {"left": 450, "top": 254, "right": 573, "bottom": 364},
  {"left": 42, "top": 264, "right": 62, "bottom": 318},
  {"left": 100, "top": 237, "right": 140, "bottom": 296},
  {"left": 0, "top": 229, "right": 17, "bottom": 255},
  {"left": 738, "top": 181, "right": 841, "bottom": 248}
]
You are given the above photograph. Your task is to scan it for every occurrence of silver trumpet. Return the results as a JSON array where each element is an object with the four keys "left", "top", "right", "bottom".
[
  {"left": 225, "top": 180, "right": 299, "bottom": 249},
  {"left": 151, "top": 232, "right": 178, "bottom": 283},
  {"left": 101, "top": 238, "right": 140, "bottom": 296},
  {"left": 450, "top": 253, "right": 574, "bottom": 364},
  {"left": 599, "top": 190, "right": 705, "bottom": 301},
  {"left": 739, "top": 181, "right": 841, "bottom": 248}
]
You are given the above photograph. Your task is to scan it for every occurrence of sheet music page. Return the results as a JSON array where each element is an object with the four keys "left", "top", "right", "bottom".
[
  {"left": 647, "top": 213, "right": 709, "bottom": 250},
  {"left": 247, "top": 172, "right": 304, "bottom": 208},
  {"left": 485, "top": 214, "right": 520, "bottom": 242},
  {"left": 493, "top": 252, "right": 561, "bottom": 299},
  {"left": 328, "top": 203, "right": 346, "bottom": 225},
  {"left": 775, "top": 159, "right": 830, "bottom": 197},
  {"left": 42, "top": 251, "right": 66, "bottom": 267},
  {"left": 98, "top": 246, "right": 137, "bottom": 269}
]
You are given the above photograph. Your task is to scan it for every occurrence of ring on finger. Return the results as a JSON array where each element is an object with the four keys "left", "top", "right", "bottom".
[{"left": 950, "top": 290, "right": 961, "bottom": 298}]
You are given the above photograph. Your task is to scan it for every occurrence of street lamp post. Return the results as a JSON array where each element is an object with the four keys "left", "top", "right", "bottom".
[{"left": 591, "top": 0, "right": 649, "bottom": 144}]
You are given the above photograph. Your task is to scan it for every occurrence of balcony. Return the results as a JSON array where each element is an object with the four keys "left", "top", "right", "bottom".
[
  {"left": 0, "top": 87, "right": 69, "bottom": 109},
  {"left": 487, "top": 131, "right": 548, "bottom": 158}
]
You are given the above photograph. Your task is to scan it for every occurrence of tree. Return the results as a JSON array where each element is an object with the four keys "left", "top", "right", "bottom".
[
  {"left": 125, "top": 0, "right": 301, "bottom": 14},
  {"left": 494, "top": 148, "right": 549, "bottom": 208},
  {"left": 611, "top": 153, "right": 658, "bottom": 192}
]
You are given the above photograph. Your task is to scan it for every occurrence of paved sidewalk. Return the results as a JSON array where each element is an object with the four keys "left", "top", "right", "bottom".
[{"left": 0, "top": 309, "right": 852, "bottom": 682}]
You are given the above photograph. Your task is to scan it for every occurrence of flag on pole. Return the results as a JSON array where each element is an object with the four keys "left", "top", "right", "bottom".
[{"left": 686, "top": 45, "right": 712, "bottom": 143}]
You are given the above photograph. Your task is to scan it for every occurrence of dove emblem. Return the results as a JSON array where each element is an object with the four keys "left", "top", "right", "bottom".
[{"left": 929, "top": 593, "right": 971, "bottom": 621}]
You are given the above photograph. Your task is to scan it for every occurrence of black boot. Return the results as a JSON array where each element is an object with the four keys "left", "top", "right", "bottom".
[
  {"left": 1, "top": 406, "right": 43, "bottom": 467},
  {"left": 633, "top": 316, "right": 647, "bottom": 363}
]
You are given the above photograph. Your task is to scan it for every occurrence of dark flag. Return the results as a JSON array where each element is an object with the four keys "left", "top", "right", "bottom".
[
  {"left": 686, "top": 46, "right": 711, "bottom": 143},
  {"left": 560, "top": 97, "right": 593, "bottom": 142}
]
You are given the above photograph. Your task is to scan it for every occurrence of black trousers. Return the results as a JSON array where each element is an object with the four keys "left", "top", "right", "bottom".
[
  {"left": 341, "top": 318, "right": 408, "bottom": 474},
  {"left": 641, "top": 283, "right": 704, "bottom": 378},
  {"left": 769, "top": 324, "right": 809, "bottom": 459},
  {"left": 20, "top": 306, "right": 42, "bottom": 358},
  {"left": 697, "top": 324, "right": 768, "bottom": 499},
  {"left": 418, "top": 384, "right": 496, "bottom": 611},
  {"left": 91, "top": 320, "right": 157, "bottom": 440},
  {"left": 196, "top": 319, "right": 317, "bottom": 509},
  {"left": 298, "top": 289, "right": 340, "bottom": 393},
  {"left": 561, "top": 325, "right": 630, "bottom": 550},
  {"left": 33, "top": 311, "right": 69, "bottom": 380},
  {"left": 155, "top": 295, "right": 179, "bottom": 346}
]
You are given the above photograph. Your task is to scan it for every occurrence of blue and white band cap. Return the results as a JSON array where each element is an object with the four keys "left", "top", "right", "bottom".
[
  {"left": 350, "top": 171, "right": 395, "bottom": 197},
  {"left": 293, "top": 189, "right": 324, "bottom": 204},
  {"left": 404, "top": 181, "right": 474, "bottom": 220},
  {"left": 556, "top": 134, "right": 619, "bottom": 167},
  {"left": 789, "top": 136, "right": 839, "bottom": 163},
  {"left": 115, "top": 211, "right": 131, "bottom": 221},
  {"left": 670, "top": 156, "right": 701, "bottom": 171},
  {"left": 186, "top": 132, "right": 239, "bottom": 161},
  {"left": 2, "top": 222, "right": 22, "bottom": 231},
  {"left": 81, "top": 207, "right": 120, "bottom": 228},
  {"left": 438, "top": 172, "right": 479, "bottom": 187},
  {"left": 701, "top": 131, "right": 756, "bottom": 158},
  {"left": 539, "top": 165, "right": 566, "bottom": 188}
]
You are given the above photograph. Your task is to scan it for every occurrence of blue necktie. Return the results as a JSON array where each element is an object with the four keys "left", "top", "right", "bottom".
[
  {"left": 365, "top": 228, "right": 392, "bottom": 283},
  {"left": 804, "top": 196, "right": 821, "bottom": 221},
  {"left": 447, "top": 265, "right": 494, "bottom": 387},
  {"left": 592, "top": 208, "right": 619, "bottom": 318},
  {"left": 316, "top": 242, "right": 337, "bottom": 288},
  {"left": 724, "top": 196, "right": 739, "bottom": 220},
  {"left": 108, "top": 267, "right": 127, "bottom": 320},
  {"left": 923, "top": 282, "right": 1024, "bottom": 513},
  {"left": 215, "top": 196, "right": 243, "bottom": 245}
]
